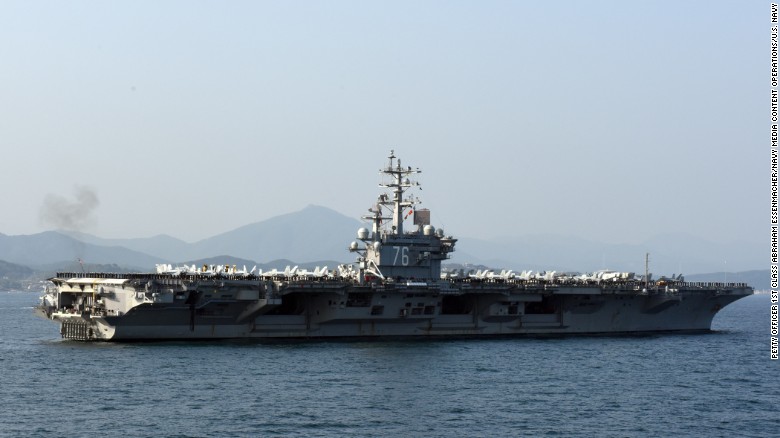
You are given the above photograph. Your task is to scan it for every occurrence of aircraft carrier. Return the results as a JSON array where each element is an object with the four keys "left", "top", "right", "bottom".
[{"left": 36, "top": 152, "right": 753, "bottom": 341}]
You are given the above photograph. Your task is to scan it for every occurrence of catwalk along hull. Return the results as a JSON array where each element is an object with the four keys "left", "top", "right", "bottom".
[{"left": 36, "top": 152, "right": 753, "bottom": 341}]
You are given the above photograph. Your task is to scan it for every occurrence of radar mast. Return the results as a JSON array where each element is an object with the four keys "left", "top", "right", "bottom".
[{"left": 380, "top": 150, "right": 420, "bottom": 235}]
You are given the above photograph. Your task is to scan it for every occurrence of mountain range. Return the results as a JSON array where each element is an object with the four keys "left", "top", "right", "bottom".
[
  {"left": 0, "top": 204, "right": 765, "bottom": 285},
  {"left": 48, "top": 205, "right": 362, "bottom": 266}
]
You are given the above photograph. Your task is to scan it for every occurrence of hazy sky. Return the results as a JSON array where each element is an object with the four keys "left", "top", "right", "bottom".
[{"left": 0, "top": 1, "right": 764, "bottom": 246}]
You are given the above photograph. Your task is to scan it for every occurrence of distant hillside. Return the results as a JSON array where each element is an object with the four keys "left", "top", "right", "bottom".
[
  {"left": 0, "top": 231, "right": 165, "bottom": 269},
  {"left": 0, "top": 259, "right": 34, "bottom": 291},
  {"left": 0, "top": 259, "right": 33, "bottom": 279},
  {"left": 54, "top": 205, "right": 361, "bottom": 265},
  {"left": 60, "top": 231, "right": 191, "bottom": 263},
  {"left": 189, "top": 205, "right": 361, "bottom": 263}
]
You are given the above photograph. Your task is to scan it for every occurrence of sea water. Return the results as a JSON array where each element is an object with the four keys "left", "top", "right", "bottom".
[{"left": 0, "top": 292, "right": 776, "bottom": 437}]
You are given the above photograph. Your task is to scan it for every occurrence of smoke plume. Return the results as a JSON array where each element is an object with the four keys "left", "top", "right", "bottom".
[{"left": 39, "top": 186, "right": 100, "bottom": 231}]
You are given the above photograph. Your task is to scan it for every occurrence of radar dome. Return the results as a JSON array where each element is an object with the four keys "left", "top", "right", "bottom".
[
  {"left": 423, "top": 225, "right": 435, "bottom": 236},
  {"left": 357, "top": 228, "right": 369, "bottom": 240},
  {"left": 349, "top": 242, "right": 359, "bottom": 251},
  {"left": 436, "top": 228, "right": 445, "bottom": 238},
  {"left": 373, "top": 241, "right": 381, "bottom": 251}
]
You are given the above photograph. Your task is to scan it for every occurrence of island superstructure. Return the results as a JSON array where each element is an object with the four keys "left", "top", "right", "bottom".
[{"left": 36, "top": 152, "right": 752, "bottom": 341}]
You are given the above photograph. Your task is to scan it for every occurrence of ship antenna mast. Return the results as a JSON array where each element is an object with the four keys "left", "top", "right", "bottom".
[{"left": 379, "top": 150, "right": 420, "bottom": 235}]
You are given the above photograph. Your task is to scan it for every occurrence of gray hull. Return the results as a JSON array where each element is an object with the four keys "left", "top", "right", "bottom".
[{"left": 45, "top": 277, "right": 750, "bottom": 341}]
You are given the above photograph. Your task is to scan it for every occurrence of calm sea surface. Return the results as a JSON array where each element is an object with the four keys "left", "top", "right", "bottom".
[{"left": 0, "top": 291, "right": 776, "bottom": 437}]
